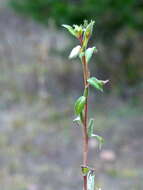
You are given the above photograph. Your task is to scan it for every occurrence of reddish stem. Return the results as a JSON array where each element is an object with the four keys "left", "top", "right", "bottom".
[
  {"left": 82, "top": 55, "right": 89, "bottom": 190},
  {"left": 79, "top": 36, "right": 89, "bottom": 190}
]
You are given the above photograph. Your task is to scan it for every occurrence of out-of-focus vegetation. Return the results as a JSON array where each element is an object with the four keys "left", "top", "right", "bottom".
[
  {"left": 10, "top": 0, "right": 143, "bottom": 35},
  {"left": 9, "top": 0, "right": 143, "bottom": 99}
]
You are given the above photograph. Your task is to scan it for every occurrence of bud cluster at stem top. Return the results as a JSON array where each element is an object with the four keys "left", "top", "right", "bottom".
[{"left": 62, "top": 20, "right": 95, "bottom": 49}]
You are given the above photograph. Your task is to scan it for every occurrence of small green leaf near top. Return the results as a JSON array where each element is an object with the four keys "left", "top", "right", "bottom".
[
  {"left": 69, "top": 45, "right": 81, "bottom": 59},
  {"left": 73, "top": 25, "right": 83, "bottom": 38},
  {"left": 62, "top": 24, "right": 76, "bottom": 37},
  {"left": 87, "top": 77, "right": 109, "bottom": 92},
  {"left": 74, "top": 96, "right": 86, "bottom": 115},
  {"left": 84, "top": 20, "right": 95, "bottom": 39},
  {"left": 83, "top": 20, "right": 95, "bottom": 49},
  {"left": 62, "top": 24, "right": 83, "bottom": 39},
  {"left": 85, "top": 47, "right": 98, "bottom": 63}
]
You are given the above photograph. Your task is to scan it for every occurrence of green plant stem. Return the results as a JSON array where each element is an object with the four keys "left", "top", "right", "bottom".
[{"left": 82, "top": 55, "right": 89, "bottom": 190}]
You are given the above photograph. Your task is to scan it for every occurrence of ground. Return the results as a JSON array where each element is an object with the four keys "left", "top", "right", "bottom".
[{"left": 0, "top": 95, "right": 142, "bottom": 190}]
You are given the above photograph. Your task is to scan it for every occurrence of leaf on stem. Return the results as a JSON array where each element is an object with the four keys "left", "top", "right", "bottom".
[
  {"left": 69, "top": 45, "right": 81, "bottom": 59},
  {"left": 91, "top": 134, "right": 104, "bottom": 150},
  {"left": 62, "top": 24, "right": 83, "bottom": 39},
  {"left": 83, "top": 20, "right": 95, "bottom": 48},
  {"left": 88, "top": 118, "right": 94, "bottom": 137},
  {"left": 85, "top": 47, "right": 98, "bottom": 63},
  {"left": 73, "top": 25, "right": 83, "bottom": 38},
  {"left": 62, "top": 24, "right": 76, "bottom": 37},
  {"left": 74, "top": 96, "right": 86, "bottom": 115},
  {"left": 85, "top": 20, "right": 95, "bottom": 38},
  {"left": 88, "top": 118, "right": 104, "bottom": 149},
  {"left": 87, "top": 77, "right": 109, "bottom": 92}
]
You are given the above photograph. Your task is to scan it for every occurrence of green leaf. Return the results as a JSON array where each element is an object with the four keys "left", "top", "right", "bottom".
[
  {"left": 87, "top": 171, "right": 95, "bottom": 190},
  {"left": 69, "top": 45, "right": 81, "bottom": 59},
  {"left": 87, "top": 77, "right": 109, "bottom": 92},
  {"left": 87, "top": 118, "right": 104, "bottom": 149},
  {"left": 83, "top": 20, "right": 95, "bottom": 48},
  {"left": 85, "top": 47, "right": 98, "bottom": 63},
  {"left": 87, "top": 118, "right": 94, "bottom": 137},
  {"left": 73, "top": 25, "right": 83, "bottom": 38},
  {"left": 85, "top": 20, "right": 95, "bottom": 38},
  {"left": 74, "top": 96, "right": 86, "bottom": 115},
  {"left": 62, "top": 24, "right": 76, "bottom": 37},
  {"left": 91, "top": 134, "right": 104, "bottom": 150},
  {"left": 81, "top": 166, "right": 90, "bottom": 176}
]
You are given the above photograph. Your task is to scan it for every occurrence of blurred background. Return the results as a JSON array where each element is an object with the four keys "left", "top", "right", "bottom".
[{"left": 0, "top": 0, "right": 143, "bottom": 189}]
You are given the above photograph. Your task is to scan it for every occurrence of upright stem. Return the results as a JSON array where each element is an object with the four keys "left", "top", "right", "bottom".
[
  {"left": 79, "top": 35, "right": 89, "bottom": 190},
  {"left": 63, "top": 21, "right": 98, "bottom": 190},
  {"left": 82, "top": 55, "right": 89, "bottom": 190}
]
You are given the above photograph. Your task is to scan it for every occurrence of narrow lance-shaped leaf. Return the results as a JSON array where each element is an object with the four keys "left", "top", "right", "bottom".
[
  {"left": 62, "top": 24, "right": 76, "bottom": 37},
  {"left": 85, "top": 20, "right": 95, "bottom": 38},
  {"left": 83, "top": 20, "right": 95, "bottom": 48},
  {"left": 74, "top": 96, "right": 86, "bottom": 115},
  {"left": 69, "top": 45, "right": 81, "bottom": 59},
  {"left": 85, "top": 47, "right": 98, "bottom": 63},
  {"left": 87, "top": 77, "right": 109, "bottom": 92}
]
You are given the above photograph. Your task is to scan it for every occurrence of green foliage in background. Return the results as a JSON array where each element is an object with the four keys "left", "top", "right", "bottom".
[
  {"left": 9, "top": 0, "right": 143, "bottom": 97},
  {"left": 10, "top": 0, "right": 143, "bottom": 37}
]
